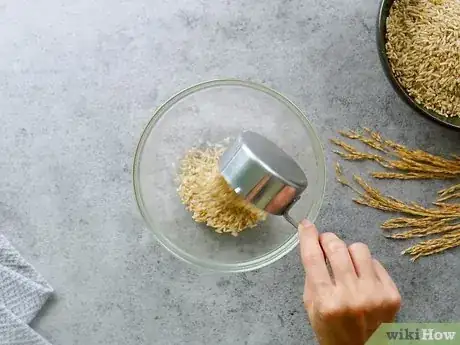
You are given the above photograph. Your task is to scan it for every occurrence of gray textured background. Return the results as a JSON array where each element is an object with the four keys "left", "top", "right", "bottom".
[{"left": 1, "top": 0, "right": 459, "bottom": 344}]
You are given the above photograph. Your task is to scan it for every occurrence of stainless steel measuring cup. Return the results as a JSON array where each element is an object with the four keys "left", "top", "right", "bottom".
[{"left": 219, "top": 131, "right": 308, "bottom": 228}]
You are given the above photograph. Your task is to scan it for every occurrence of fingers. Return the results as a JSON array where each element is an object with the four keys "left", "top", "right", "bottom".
[
  {"left": 373, "top": 259, "right": 402, "bottom": 321},
  {"left": 348, "top": 243, "right": 375, "bottom": 279},
  {"left": 373, "top": 259, "right": 399, "bottom": 292},
  {"left": 320, "top": 232, "right": 357, "bottom": 282},
  {"left": 298, "top": 220, "right": 332, "bottom": 288}
]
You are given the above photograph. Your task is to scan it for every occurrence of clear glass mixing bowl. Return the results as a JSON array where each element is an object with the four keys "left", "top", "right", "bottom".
[{"left": 133, "top": 80, "right": 326, "bottom": 272}]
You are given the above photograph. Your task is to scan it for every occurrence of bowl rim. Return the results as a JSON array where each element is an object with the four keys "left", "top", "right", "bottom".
[
  {"left": 132, "top": 79, "right": 326, "bottom": 272},
  {"left": 376, "top": 0, "right": 460, "bottom": 130}
]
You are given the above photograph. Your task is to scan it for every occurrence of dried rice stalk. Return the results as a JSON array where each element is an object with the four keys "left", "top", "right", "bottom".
[
  {"left": 333, "top": 129, "right": 460, "bottom": 259},
  {"left": 177, "top": 147, "right": 266, "bottom": 236},
  {"left": 386, "top": 0, "right": 460, "bottom": 118},
  {"left": 438, "top": 183, "right": 460, "bottom": 201},
  {"left": 332, "top": 129, "right": 460, "bottom": 179},
  {"left": 402, "top": 230, "right": 460, "bottom": 261},
  {"left": 335, "top": 162, "right": 460, "bottom": 260}
]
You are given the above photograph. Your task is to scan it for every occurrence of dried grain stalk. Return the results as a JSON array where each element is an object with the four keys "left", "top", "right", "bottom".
[
  {"left": 438, "top": 183, "right": 460, "bottom": 202},
  {"left": 332, "top": 129, "right": 460, "bottom": 179},
  {"left": 402, "top": 230, "right": 460, "bottom": 261},
  {"left": 335, "top": 162, "right": 460, "bottom": 260}
]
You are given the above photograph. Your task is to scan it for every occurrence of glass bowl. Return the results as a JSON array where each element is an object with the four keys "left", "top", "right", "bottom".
[{"left": 133, "top": 79, "right": 326, "bottom": 272}]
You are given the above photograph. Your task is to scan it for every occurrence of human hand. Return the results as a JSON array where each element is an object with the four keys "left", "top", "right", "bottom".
[{"left": 298, "top": 220, "right": 401, "bottom": 345}]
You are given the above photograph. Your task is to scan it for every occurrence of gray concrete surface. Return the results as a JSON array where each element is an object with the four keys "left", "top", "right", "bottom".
[{"left": 1, "top": 0, "right": 459, "bottom": 344}]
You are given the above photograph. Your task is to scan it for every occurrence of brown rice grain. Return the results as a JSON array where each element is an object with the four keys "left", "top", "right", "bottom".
[
  {"left": 386, "top": 0, "right": 460, "bottom": 117},
  {"left": 177, "top": 146, "right": 267, "bottom": 236}
]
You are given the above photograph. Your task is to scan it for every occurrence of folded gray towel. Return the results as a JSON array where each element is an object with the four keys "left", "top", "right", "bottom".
[{"left": 0, "top": 235, "right": 53, "bottom": 345}]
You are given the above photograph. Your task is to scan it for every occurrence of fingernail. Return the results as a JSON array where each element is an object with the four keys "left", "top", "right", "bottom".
[
  {"left": 299, "top": 219, "right": 314, "bottom": 232},
  {"left": 300, "top": 219, "right": 314, "bottom": 229}
]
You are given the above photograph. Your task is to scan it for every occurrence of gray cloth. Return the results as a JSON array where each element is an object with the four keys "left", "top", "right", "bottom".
[{"left": 0, "top": 235, "right": 53, "bottom": 345}]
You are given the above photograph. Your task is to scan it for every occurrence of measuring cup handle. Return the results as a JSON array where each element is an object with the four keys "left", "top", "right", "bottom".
[
  {"left": 283, "top": 213, "right": 298, "bottom": 229},
  {"left": 282, "top": 196, "right": 301, "bottom": 229}
]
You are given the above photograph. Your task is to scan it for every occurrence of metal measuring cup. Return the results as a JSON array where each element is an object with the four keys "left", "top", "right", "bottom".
[{"left": 219, "top": 131, "right": 308, "bottom": 228}]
